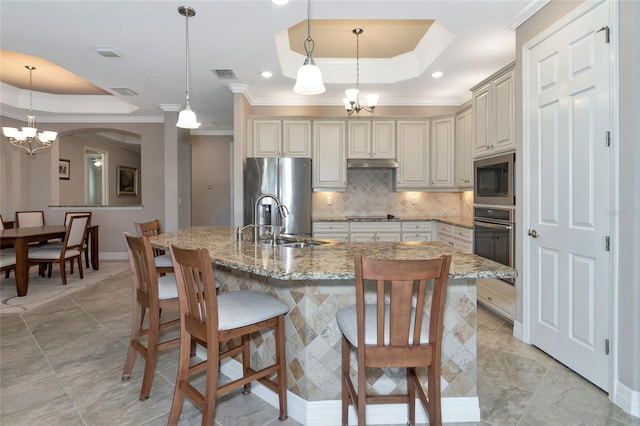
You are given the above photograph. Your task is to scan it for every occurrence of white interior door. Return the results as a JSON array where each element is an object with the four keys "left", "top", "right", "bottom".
[{"left": 525, "top": 0, "right": 611, "bottom": 391}]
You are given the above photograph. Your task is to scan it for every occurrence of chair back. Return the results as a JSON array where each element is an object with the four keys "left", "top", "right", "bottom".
[
  {"left": 0, "top": 214, "right": 5, "bottom": 231},
  {"left": 62, "top": 215, "right": 90, "bottom": 251},
  {"left": 16, "top": 210, "right": 45, "bottom": 228},
  {"left": 354, "top": 255, "right": 451, "bottom": 367},
  {"left": 169, "top": 244, "right": 218, "bottom": 338},
  {"left": 135, "top": 220, "right": 165, "bottom": 257},
  {"left": 65, "top": 211, "right": 92, "bottom": 226},
  {"left": 123, "top": 232, "right": 161, "bottom": 305}
]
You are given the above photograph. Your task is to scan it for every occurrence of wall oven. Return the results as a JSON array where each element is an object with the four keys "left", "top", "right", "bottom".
[
  {"left": 473, "top": 207, "right": 514, "bottom": 284},
  {"left": 474, "top": 153, "right": 515, "bottom": 206}
]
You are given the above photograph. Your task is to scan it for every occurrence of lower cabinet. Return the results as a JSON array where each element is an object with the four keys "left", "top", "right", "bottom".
[
  {"left": 349, "top": 222, "right": 401, "bottom": 242},
  {"left": 477, "top": 278, "right": 515, "bottom": 321},
  {"left": 437, "top": 222, "right": 473, "bottom": 253},
  {"left": 401, "top": 221, "right": 433, "bottom": 241},
  {"left": 312, "top": 222, "right": 349, "bottom": 242}
]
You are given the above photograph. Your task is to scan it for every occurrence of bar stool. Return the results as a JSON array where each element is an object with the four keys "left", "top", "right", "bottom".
[
  {"left": 168, "top": 244, "right": 289, "bottom": 425},
  {"left": 336, "top": 255, "right": 452, "bottom": 426},
  {"left": 134, "top": 220, "right": 173, "bottom": 274}
]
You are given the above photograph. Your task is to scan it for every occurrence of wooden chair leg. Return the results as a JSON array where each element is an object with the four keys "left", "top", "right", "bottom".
[
  {"left": 408, "top": 367, "right": 416, "bottom": 426},
  {"left": 122, "top": 305, "right": 144, "bottom": 380},
  {"left": 60, "top": 262, "right": 67, "bottom": 285},
  {"left": 357, "top": 347, "right": 366, "bottom": 426},
  {"left": 241, "top": 334, "right": 251, "bottom": 394},
  {"left": 341, "top": 335, "right": 350, "bottom": 426},
  {"left": 77, "top": 257, "right": 84, "bottom": 279},
  {"left": 168, "top": 330, "right": 192, "bottom": 426},
  {"left": 275, "top": 316, "right": 288, "bottom": 420},
  {"left": 139, "top": 308, "right": 160, "bottom": 400},
  {"left": 201, "top": 343, "right": 220, "bottom": 426}
]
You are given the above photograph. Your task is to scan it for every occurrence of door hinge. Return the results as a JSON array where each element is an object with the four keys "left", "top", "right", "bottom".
[
  {"left": 605, "top": 339, "right": 610, "bottom": 355},
  {"left": 605, "top": 236, "right": 610, "bottom": 251},
  {"left": 597, "top": 26, "right": 610, "bottom": 43},
  {"left": 605, "top": 131, "right": 611, "bottom": 147}
]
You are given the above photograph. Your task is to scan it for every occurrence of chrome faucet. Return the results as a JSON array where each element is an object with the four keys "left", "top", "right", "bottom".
[{"left": 254, "top": 193, "right": 289, "bottom": 244}]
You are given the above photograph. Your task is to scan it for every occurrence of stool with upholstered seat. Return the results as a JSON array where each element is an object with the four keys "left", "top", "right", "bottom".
[
  {"left": 336, "top": 255, "right": 452, "bottom": 426},
  {"left": 134, "top": 220, "right": 173, "bottom": 274}
]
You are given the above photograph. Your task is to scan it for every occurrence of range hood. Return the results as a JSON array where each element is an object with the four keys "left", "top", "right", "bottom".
[{"left": 347, "top": 158, "right": 400, "bottom": 169}]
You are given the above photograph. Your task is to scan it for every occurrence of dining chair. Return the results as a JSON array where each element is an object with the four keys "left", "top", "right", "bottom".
[
  {"left": 63, "top": 211, "right": 92, "bottom": 268},
  {"left": 15, "top": 210, "right": 45, "bottom": 228},
  {"left": 0, "top": 215, "right": 15, "bottom": 278},
  {"left": 121, "top": 232, "right": 181, "bottom": 401},
  {"left": 134, "top": 220, "right": 173, "bottom": 274},
  {"left": 336, "top": 255, "right": 452, "bottom": 426},
  {"left": 167, "top": 244, "right": 289, "bottom": 425},
  {"left": 27, "top": 215, "right": 90, "bottom": 286}
]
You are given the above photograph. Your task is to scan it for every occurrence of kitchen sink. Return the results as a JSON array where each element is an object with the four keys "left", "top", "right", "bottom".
[{"left": 258, "top": 238, "right": 328, "bottom": 248}]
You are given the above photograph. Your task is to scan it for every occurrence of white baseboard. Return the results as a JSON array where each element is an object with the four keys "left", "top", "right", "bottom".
[
  {"left": 614, "top": 380, "right": 640, "bottom": 417},
  {"left": 212, "top": 354, "right": 480, "bottom": 425},
  {"left": 513, "top": 320, "right": 524, "bottom": 341},
  {"left": 99, "top": 252, "right": 128, "bottom": 261}
]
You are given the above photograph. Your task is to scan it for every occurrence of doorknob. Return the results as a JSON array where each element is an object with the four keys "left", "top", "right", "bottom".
[{"left": 528, "top": 229, "right": 539, "bottom": 238}]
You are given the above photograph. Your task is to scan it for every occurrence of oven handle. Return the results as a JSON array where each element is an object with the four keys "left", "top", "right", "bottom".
[{"left": 473, "top": 220, "right": 512, "bottom": 230}]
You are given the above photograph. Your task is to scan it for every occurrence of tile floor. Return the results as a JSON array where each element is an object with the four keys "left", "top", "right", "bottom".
[{"left": 1, "top": 261, "right": 638, "bottom": 426}]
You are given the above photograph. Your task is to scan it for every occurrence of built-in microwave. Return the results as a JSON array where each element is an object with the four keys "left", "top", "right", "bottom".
[{"left": 474, "top": 153, "right": 515, "bottom": 206}]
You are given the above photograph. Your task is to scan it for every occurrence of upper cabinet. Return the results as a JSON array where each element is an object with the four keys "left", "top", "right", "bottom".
[
  {"left": 472, "top": 62, "right": 515, "bottom": 158},
  {"left": 250, "top": 119, "right": 311, "bottom": 157},
  {"left": 347, "top": 120, "right": 396, "bottom": 159},
  {"left": 455, "top": 106, "right": 474, "bottom": 188},
  {"left": 313, "top": 120, "right": 346, "bottom": 191},
  {"left": 395, "top": 121, "right": 430, "bottom": 190},
  {"left": 430, "top": 116, "right": 455, "bottom": 189}
]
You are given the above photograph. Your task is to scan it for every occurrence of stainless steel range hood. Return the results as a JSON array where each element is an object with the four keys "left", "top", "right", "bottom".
[{"left": 347, "top": 158, "right": 400, "bottom": 169}]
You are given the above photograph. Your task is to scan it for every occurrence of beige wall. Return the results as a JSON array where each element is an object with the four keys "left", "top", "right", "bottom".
[{"left": 191, "top": 135, "right": 232, "bottom": 226}]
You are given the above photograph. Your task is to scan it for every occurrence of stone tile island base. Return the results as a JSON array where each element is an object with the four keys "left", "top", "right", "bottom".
[{"left": 197, "top": 265, "right": 480, "bottom": 425}]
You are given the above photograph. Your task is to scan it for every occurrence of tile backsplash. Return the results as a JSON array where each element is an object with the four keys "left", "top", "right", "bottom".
[{"left": 313, "top": 169, "right": 473, "bottom": 218}]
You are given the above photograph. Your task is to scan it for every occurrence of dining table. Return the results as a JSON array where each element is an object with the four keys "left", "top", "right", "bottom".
[{"left": 0, "top": 224, "right": 100, "bottom": 297}]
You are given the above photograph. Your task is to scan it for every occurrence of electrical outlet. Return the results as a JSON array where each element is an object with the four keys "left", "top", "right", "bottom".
[
  {"left": 412, "top": 196, "right": 418, "bottom": 205},
  {"left": 327, "top": 196, "right": 333, "bottom": 205}
]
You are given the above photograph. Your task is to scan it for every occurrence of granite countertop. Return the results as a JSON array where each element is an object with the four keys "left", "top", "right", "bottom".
[
  {"left": 150, "top": 226, "right": 516, "bottom": 281},
  {"left": 314, "top": 215, "right": 475, "bottom": 229}
]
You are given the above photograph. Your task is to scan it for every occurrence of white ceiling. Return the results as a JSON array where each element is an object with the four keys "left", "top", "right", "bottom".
[{"left": 0, "top": 1, "right": 545, "bottom": 134}]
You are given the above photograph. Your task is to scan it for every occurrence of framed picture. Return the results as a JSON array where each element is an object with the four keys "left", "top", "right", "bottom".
[
  {"left": 59, "top": 159, "right": 70, "bottom": 180},
  {"left": 117, "top": 165, "right": 138, "bottom": 196}
]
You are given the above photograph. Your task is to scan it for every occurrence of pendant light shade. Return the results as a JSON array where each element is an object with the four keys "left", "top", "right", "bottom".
[
  {"left": 293, "top": 0, "right": 325, "bottom": 95},
  {"left": 177, "top": 5, "right": 201, "bottom": 129},
  {"left": 344, "top": 28, "right": 379, "bottom": 115}
]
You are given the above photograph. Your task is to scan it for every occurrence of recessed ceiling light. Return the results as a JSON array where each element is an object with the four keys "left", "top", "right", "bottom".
[
  {"left": 432, "top": 71, "right": 444, "bottom": 79},
  {"left": 270, "top": 0, "right": 289, "bottom": 5},
  {"left": 261, "top": 70, "right": 273, "bottom": 78}
]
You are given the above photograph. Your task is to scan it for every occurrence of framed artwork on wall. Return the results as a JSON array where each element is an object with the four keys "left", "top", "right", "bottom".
[
  {"left": 59, "top": 159, "right": 70, "bottom": 180},
  {"left": 117, "top": 165, "right": 138, "bottom": 196}
]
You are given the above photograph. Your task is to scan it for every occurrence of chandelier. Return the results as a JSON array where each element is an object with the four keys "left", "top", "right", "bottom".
[
  {"left": 344, "top": 28, "right": 379, "bottom": 115},
  {"left": 2, "top": 66, "right": 57, "bottom": 155},
  {"left": 176, "top": 5, "right": 201, "bottom": 129},
  {"left": 293, "top": 0, "right": 325, "bottom": 95}
]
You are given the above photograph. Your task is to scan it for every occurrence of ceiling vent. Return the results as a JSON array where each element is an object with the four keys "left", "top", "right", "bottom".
[
  {"left": 96, "top": 47, "right": 121, "bottom": 58},
  {"left": 213, "top": 69, "right": 238, "bottom": 80},
  {"left": 111, "top": 88, "right": 138, "bottom": 96}
]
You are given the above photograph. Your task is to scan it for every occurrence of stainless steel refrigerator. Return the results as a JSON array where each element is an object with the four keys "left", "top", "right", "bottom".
[{"left": 244, "top": 157, "right": 312, "bottom": 237}]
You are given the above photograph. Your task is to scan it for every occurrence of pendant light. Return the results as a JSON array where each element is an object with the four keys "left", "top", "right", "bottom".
[
  {"left": 293, "top": 0, "right": 325, "bottom": 95},
  {"left": 344, "top": 28, "right": 379, "bottom": 115},
  {"left": 176, "top": 5, "right": 201, "bottom": 129},
  {"left": 2, "top": 66, "right": 57, "bottom": 155}
]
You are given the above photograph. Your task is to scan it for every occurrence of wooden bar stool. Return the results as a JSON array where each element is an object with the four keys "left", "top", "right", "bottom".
[
  {"left": 336, "top": 255, "right": 452, "bottom": 426},
  {"left": 168, "top": 244, "right": 289, "bottom": 425},
  {"left": 134, "top": 220, "right": 173, "bottom": 274}
]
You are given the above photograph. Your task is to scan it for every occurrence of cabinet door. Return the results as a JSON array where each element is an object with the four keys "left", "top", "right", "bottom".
[
  {"left": 313, "top": 121, "right": 346, "bottom": 191},
  {"left": 402, "top": 233, "right": 432, "bottom": 242},
  {"left": 371, "top": 120, "right": 396, "bottom": 158},
  {"left": 253, "top": 120, "right": 281, "bottom": 157},
  {"left": 350, "top": 233, "right": 375, "bottom": 242},
  {"left": 347, "top": 121, "right": 371, "bottom": 158},
  {"left": 395, "top": 121, "right": 429, "bottom": 189},
  {"left": 472, "top": 83, "right": 491, "bottom": 157},
  {"left": 430, "top": 116, "right": 455, "bottom": 188},
  {"left": 282, "top": 120, "right": 311, "bottom": 157},
  {"left": 455, "top": 108, "right": 474, "bottom": 188},
  {"left": 376, "top": 233, "right": 401, "bottom": 242},
  {"left": 492, "top": 69, "right": 515, "bottom": 153}
]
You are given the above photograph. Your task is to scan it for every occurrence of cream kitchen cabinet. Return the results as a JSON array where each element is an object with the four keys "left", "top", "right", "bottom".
[
  {"left": 477, "top": 278, "right": 516, "bottom": 321},
  {"left": 312, "top": 222, "right": 349, "bottom": 242},
  {"left": 437, "top": 222, "right": 473, "bottom": 253},
  {"left": 430, "top": 116, "right": 455, "bottom": 189},
  {"left": 395, "top": 121, "right": 430, "bottom": 190},
  {"left": 312, "top": 120, "right": 347, "bottom": 191},
  {"left": 455, "top": 106, "right": 474, "bottom": 188},
  {"left": 349, "top": 222, "right": 401, "bottom": 242},
  {"left": 347, "top": 120, "right": 396, "bottom": 159},
  {"left": 472, "top": 62, "right": 515, "bottom": 158},
  {"left": 251, "top": 119, "right": 311, "bottom": 157},
  {"left": 401, "top": 221, "right": 433, "bottom": 241}
]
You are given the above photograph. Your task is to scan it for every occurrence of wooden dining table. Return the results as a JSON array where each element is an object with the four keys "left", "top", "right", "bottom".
[{"left": 0, "top": 225, "right": 100, "bottom": 297}]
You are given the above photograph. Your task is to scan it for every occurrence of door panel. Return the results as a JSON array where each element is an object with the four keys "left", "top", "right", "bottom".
[{"left": 527, "top": 0, "right": 610, "bottom": 391}]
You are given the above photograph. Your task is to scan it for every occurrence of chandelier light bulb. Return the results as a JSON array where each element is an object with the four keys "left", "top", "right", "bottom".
[{"left": 345, "top": 28, "right": 378, "bottom": 115}]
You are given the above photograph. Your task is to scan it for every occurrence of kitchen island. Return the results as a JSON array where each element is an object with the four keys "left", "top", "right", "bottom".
[{"left": 150, "top": 226, "right": 516, "bottom": 425}]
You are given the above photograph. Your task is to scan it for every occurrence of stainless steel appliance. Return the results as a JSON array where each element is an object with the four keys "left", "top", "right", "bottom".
[
  {"left": 244, "top": 157, "right": 312, "bottom": 237},
  {"left": 474, "top": 153, "right": 515, "bottom": 206},
  {"left": 473, "top": 207, "right": 515, "bottom": 284}
]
